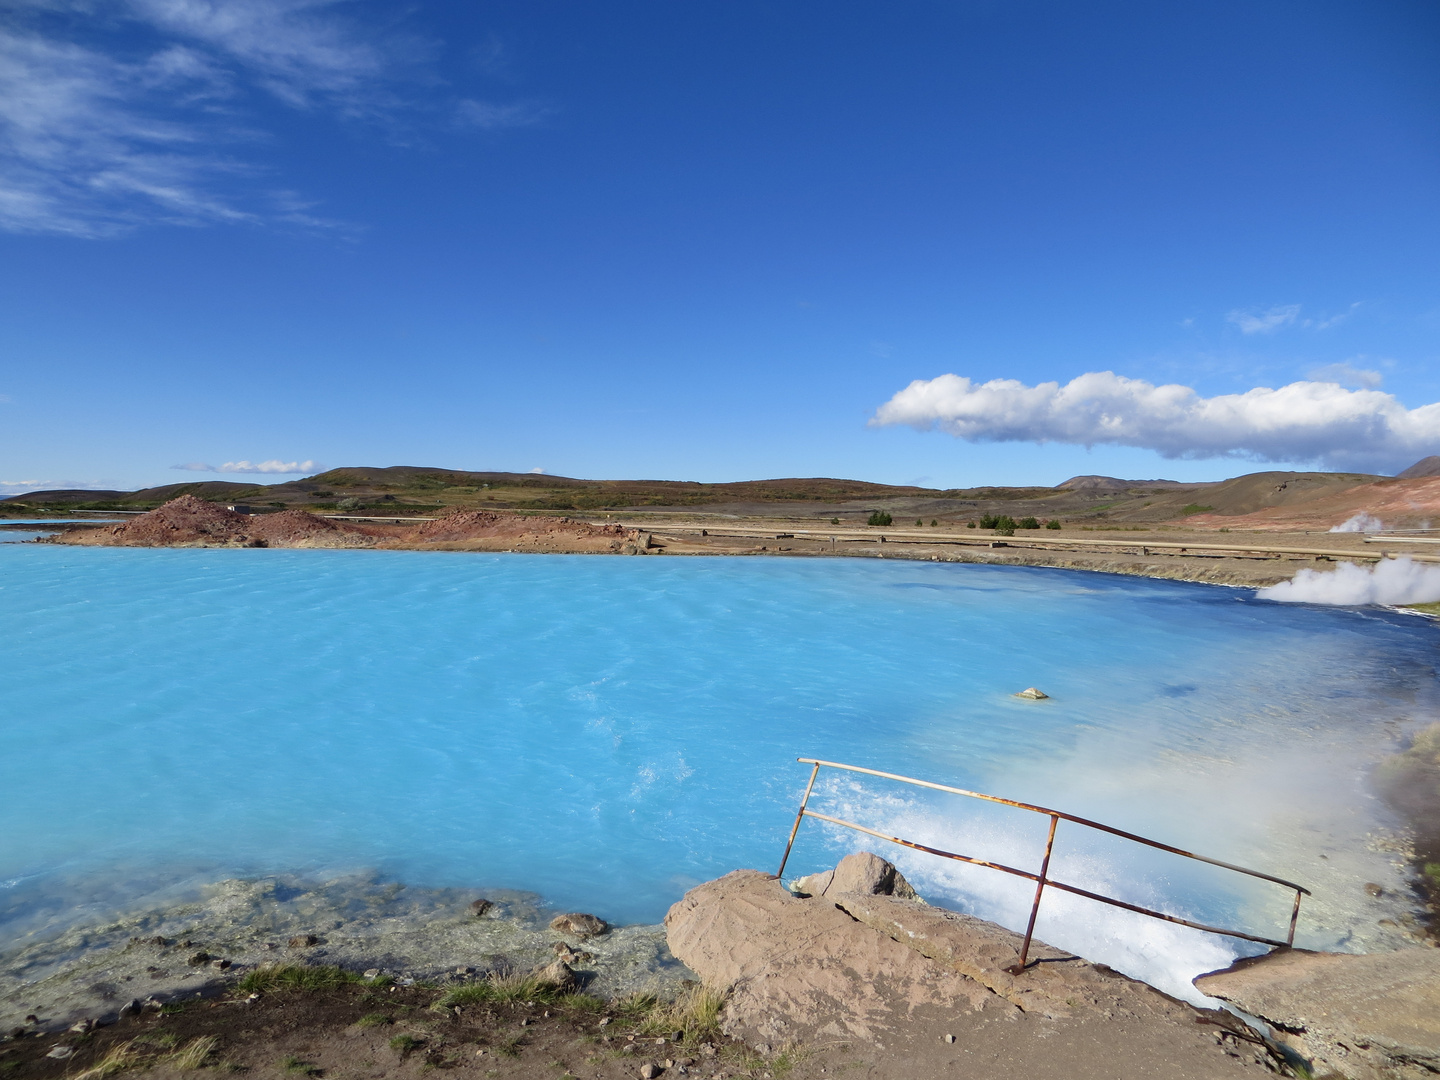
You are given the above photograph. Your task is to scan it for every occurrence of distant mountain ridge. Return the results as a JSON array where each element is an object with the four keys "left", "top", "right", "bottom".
[{"left": 1056, "top": 475, "right": 1199, "bottom": 492}]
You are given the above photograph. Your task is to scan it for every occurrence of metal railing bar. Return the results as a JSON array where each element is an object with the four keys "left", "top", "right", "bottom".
[
  {"left": 1039, "top": 879, "right": 1291, "bottom": 949},
  {"left": 798, "top": 758, "right": 1310, "bottom": 895},
  {"left": 804, "top": 807, "right": 1294, "bottom": 950},
  {"left": 799, "top": 810, "right": 1040, "bottom": 882}
]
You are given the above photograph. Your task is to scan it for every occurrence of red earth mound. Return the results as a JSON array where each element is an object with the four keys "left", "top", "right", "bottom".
[
  {"left": 57, "top": 497, "right": 376, "bottom": 548},
  {"left": 55, "top": 499, "right": 646, "bottom": 553}
]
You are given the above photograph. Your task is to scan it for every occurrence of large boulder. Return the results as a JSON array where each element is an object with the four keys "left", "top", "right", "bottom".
[
  {"left": 1194, "top": 947, "right": 1440, "bottom": 1080},
  {"left": 793, "top": 851, "right": 919, "bottom": 900},
  {"left": 664, "top": 868, "right": 1249, "bottom": 1074}
]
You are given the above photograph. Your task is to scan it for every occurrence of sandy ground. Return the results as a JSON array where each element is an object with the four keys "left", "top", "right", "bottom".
[
  {"left": 0, "top": 961, "right": 1277, "bottom": 1080},
  {"left": 605, "top": 517, "right": 1439, "bottom": 589}
]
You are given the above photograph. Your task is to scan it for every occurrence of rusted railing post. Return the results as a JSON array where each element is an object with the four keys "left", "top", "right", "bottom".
[
  {"left": 1014, "top": 814, "right": 1059, "bottom": 973},
  {"left": 776, "top": 762, "right": 822, "bottom": 879},
  {"left": 1287, "top": 889, "right": 1302, "bottom": 946}
]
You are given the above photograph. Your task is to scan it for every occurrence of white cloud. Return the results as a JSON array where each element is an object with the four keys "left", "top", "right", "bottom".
[
  {"left": 870, "top": 371, "right": 1440, "bottom": 472},
  {"left": 455, "top": 99, "right": 552, "bottom": 130},
  {"left": 1258, "top": 557, "right": 1440, "bottom": 606},
  {"left": 172, "top": 459, "right": 319, "bottom": 474},
  {"left": 1307, "top": 362, "right": 1382, "bottom": 389},
  {"left": 1227, "top": 304, "right": 1300, "bottom": 334},
  {"left": 526, "top": 466, "right": 545, "bottom": 474}
]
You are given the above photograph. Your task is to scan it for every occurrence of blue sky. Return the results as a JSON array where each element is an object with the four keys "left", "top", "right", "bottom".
[{"left": 2, "top": 0, "right": 1438, "bottom": 494}]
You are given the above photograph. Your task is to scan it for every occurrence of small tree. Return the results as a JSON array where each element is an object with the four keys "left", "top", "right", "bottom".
[
  {"left": 1046, "top": 519, "right": 1062, "bottom": 530},
  {"left": 1019, "top": 516, "right": 1040, "bottom": 529},
  {"left": 867, "top": 511, "right": 893, "bottom": 527}
]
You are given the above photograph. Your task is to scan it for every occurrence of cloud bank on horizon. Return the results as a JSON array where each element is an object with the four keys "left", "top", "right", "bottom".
[
  {"left": 173, "top": 459, "right": 320, "bottom": 474},
  {"left": 871, "top": 372, "right": 1440, "bottom": 474}
]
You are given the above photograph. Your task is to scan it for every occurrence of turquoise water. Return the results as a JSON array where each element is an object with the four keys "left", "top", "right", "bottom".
[{"left": 1, "top": 546, "right": 1435, "bottom": 1001}]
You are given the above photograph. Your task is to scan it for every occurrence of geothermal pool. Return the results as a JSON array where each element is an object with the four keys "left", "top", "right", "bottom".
[{"left": 1, "top": 545, "right": 1435, "bottom": 1002}]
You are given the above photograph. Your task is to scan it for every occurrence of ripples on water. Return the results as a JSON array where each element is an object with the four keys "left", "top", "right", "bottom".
[{"left": 1, "top": 546, "right": 1435, "bottom": 1002}]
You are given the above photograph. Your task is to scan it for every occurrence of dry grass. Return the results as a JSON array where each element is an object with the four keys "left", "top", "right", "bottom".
[
  {"left": 71, "top": 1040, "right": 141, "bottom": 1080},
  {"left": 168, "top": 1035, "right": 218, "bottom": 1070},
  {"left": 439, "top": 970, "right": 579, "bottom": 1007},
  {"left": 629, "top": 983, "right": 726, "bottom": 1041}
]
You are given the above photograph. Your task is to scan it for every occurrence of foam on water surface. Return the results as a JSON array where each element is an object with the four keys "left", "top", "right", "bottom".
[{"left": 0, "top": 546, "right": 1434, "bottom": 1003}]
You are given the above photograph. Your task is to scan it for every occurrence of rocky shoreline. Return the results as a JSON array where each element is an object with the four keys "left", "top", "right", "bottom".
[
  {"left": 4, "top": 856, "right": 1439, "bottom": 1080},
  {"left": 0, "top": 874, "right": 690, "bottom": 1035}
]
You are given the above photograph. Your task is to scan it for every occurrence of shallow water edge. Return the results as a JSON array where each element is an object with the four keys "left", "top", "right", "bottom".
[{"left": 0, "top": 873, "right": 690, "bottom": 1032}]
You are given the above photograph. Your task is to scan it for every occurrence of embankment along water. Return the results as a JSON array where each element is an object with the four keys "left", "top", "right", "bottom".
[{"left": 0, "top": 544, "right": 1435, "bottom": 1004}]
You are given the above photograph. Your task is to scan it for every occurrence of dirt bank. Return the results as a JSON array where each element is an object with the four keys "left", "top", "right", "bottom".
[{"left": 52, "top": 500, "right": 652, "bottom": 555}]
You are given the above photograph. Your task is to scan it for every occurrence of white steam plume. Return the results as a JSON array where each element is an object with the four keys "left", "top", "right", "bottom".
[
  {"left": 1330, "top": 512, "right": 1384, "bottom": 533},
  {"left": 1258, "top": 557, "right": 1440, "bottom": 606},
  {"left": 870, "top": 372, "right": 1440, "bottom": 472}
]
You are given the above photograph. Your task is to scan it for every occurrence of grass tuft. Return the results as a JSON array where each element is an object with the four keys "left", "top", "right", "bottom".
[
  {"left": 72, "top": 1041, "right": 141, "bottom": 1080},
  {"left": 355, "top": 1013, "right": 393, "bottom": 1028},
  {"left": 169, "top": 1036, "right": 219, "bottom": 1071},
  {"left": 238, "top": 964, "right": 362, "bottom": 993},
  {"left": 438, "top": 971, "right": 583, "bottom": 1008},
  {"left": 388, "top": 1035, "right": 421, "bottom": 1056}
]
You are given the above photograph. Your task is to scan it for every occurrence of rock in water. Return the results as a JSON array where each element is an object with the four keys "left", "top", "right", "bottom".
[
  {"left": 550, "top": 912, "right": 608, "bottom": 936},
  {"left": 469, "top": 898, "right": 493, "bottom": 917},
  {"left": 288, "top": 934, "right": 318, "bottom": 948},
  {"left": 1015, "top": 687, "right": 1049, "bottom": 699}
]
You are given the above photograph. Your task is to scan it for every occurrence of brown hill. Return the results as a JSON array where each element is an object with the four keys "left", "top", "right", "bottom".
[
  {"left": 1184, "top": 475, "right": 1440, "bottom": 531},
  {"left": 1055, "top": 475, "right": 1198, "bottom": 492},
  {"left": 1397, "top": 456, "right": 1440, "bottom": 480}
]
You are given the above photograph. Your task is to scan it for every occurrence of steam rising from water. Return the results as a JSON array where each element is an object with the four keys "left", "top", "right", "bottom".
[
  {"left": 1259, "top": 556, "right": 1440, "bottom": 606},
  {"left": 1330, "top": 512, "right": 1384, "bottom": 533}
]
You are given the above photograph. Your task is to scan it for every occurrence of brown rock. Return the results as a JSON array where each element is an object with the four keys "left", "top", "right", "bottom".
[
  {"left": 469, "top": 898, "right": 493, "bottom": 916},
  {"left": 288, "top": 935, "right": 318, "bottom": 948},
  {"left": 550, "top": 912, "right": 608, "bottom": 937},
  {"left": 531, "top": 959, "right": 577, "bottom": 993},
  {"left": 666, "top": 869, "right": 1243, "bottom": 1056},
  {"left": 1194, "top": 947, "right": 1440, "bottom": 1079},
  {"left": 792, "top": 851, "right": 919, "bottom": 901}
]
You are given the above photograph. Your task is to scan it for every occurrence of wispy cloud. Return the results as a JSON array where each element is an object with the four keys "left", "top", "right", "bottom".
[
  {"left": 454, "top": 98, "right": 552, "bottom": 130},
  {"left": 1307, "top": 361, "right": 1383, "bottom": 389},
  {"left": 1227, "top": 304, "right": 1301, "bottom": 334},
  {"left": 0, "top": 1, "right": 530, "bottom": 236},
  {"left": 1313, "top": 302, "right": 1362, "bottom": 330},
  {"left": 871, "top": 371, "right": 1440, "bottom": 473},
  {"left": 1224, "top": 302, "right": 1361, "bottom": 335},
  {"left": 172, "top": 459, "right": 320, "bottom": 474}
]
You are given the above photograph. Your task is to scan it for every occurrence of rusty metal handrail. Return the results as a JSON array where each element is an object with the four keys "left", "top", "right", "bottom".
[{"left": 776, "top": 758, "right": 1310, "bottom": 974}]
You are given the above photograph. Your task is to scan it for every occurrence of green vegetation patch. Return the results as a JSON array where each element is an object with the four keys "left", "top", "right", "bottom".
[
  {"left": 238, "top": 963, "right": 365, "bottom": 993},
  {"left": 1180, "top": 504, "right": 1215, "bottom": 516}
]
